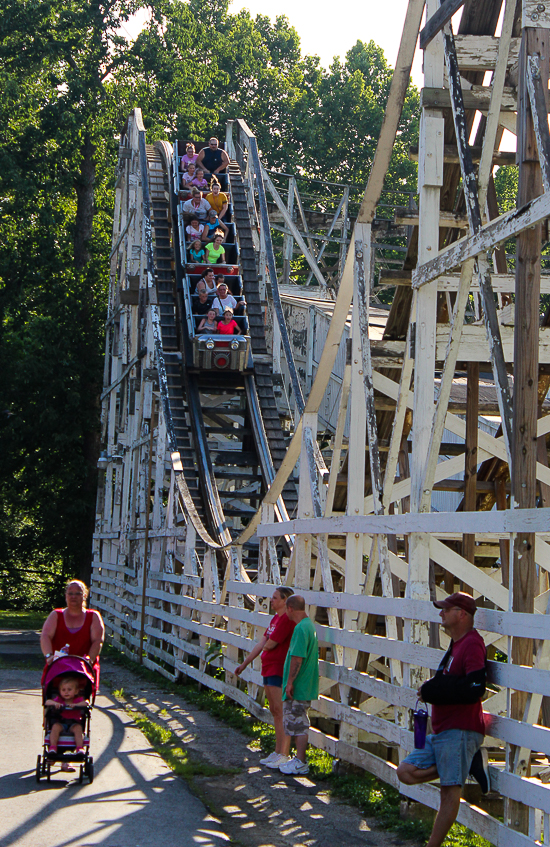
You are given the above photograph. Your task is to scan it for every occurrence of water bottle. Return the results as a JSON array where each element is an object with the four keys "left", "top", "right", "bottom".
[
  {"left": 60, "top": 643, "right": 70, "bottom": 656},
  {"left": 413, "top": 700, "right": 429, "bottom": 750}
]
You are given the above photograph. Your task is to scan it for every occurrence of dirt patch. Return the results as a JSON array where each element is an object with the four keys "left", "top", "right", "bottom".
[{"left": 101, "top": 659, "right": 420, "bottom": 847}]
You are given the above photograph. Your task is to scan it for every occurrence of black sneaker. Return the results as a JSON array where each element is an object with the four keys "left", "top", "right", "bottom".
[{"left": 469, "top": 748, "right": 490, "bottom": 794}]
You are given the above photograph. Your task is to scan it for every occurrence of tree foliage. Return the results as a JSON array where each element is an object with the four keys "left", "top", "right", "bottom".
[{"left": 0, "top": 0, "right": 419, "bottom": 608}]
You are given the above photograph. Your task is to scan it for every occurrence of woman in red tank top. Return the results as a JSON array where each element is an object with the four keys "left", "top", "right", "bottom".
[
  {"left": 40, "top": 580, "right": 104, "bottom": 772},
  {"left": 40, "top": 580, "right": 104, "bottom": 683}
]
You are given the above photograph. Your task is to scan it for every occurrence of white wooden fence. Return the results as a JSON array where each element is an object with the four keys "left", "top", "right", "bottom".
[{"left": 92, "top": 497, "right": 550, "bottom": 847}]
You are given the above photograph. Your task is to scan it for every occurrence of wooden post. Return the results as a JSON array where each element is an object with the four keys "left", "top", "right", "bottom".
[
  {"left": 462, "top": 361, "right": 479, "bottom": 577},
  {"left": 295, "top": 412, "right": 317, "bottom": 589},
  {"left": 508, "top": 22, "right": 549, "bottom": 833},
  {"left": 408, "top": 0, "right": 444, "bottom": 676},
  {"left": 282, "top": 176, "right": 295, "bottom": 286},
  {"left": 139, "top": 402, "right": 156, "bottom": 664},
  {"left": 339, "top": 260, "right": 367, "bottom": 745}
]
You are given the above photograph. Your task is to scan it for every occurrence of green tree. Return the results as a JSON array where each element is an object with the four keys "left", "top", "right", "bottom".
[{"left": 0, "top": 0, "right": 420, "bottom": 607}]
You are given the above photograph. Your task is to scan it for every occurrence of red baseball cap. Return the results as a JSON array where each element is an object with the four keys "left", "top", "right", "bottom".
[{"left": 434, "top": 592, "right": 476, "bottom": 616}]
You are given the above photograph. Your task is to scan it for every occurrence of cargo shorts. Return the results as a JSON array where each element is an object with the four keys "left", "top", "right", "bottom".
[{"left": 283, "top": 699, "right": 311, "bottom": 736}]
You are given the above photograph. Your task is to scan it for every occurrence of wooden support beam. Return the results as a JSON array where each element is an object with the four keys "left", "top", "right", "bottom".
[
  {"left": 442, "top": 22, "right": 513, "bottom": 462},
  {"left": 453, "top": 34, "right": 520, "bottom": 71},
  {"left": 462, "top": 362, "right": 479, "bottom": 575},
  {"left": 262, "top": 169, "right": 327, "bottom": 289},
  {"left": 358, "top": 0, "right": 426, "bottom": 222},
  {"left": 409, "top": 145, "right": 516, "bottom": 165},
  {"left": 412, "top": 191, "right": 550, "bottom": 290},
  {"left": 394, "top": 208, "right": 469, "bottom": 229},
  {"left": 509, "top": 32, "right": 549, "bottom": 834},
  {"left": 420, "top": 0, "right": 465, "bottom": 50},
  {"left": 477, "top": 0, "right": 517, "bottom": 214},
  {"left": 526, "top": 54, "right": 550, "bottom": 192},
  {"left": 421, "top": 85, "right": 517, "bottom": 112},
  {"left": 379, "top": 270, "right": 550, "bottom": 294},
  {"left": 282, "top": 176, "right": 295, "bottom": 286}
]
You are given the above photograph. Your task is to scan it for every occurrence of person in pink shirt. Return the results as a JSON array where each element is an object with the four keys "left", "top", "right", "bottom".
[
  {"left": 235, "top": 587, "right": 295, "bottom": 769},
  {"left": 191, "top": 167, "right": 209, "bottom": 192},
  {"left": 181, "top": 161, "right": 197, "bottom": 194},
  {"left": 180, "top": 142, "right": 198, "bottom": 171}
]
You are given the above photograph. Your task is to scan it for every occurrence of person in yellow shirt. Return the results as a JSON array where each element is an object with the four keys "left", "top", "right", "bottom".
[{"left": 206, "top": 178, "right": 228, "bottom": 221}]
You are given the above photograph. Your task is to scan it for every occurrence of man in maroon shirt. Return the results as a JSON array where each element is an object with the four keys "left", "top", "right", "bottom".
[{"left": 397, "top": 592, "right": 488, "bottom": 847}]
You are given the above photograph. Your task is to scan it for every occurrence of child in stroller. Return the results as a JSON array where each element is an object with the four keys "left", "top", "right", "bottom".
[
  {"left": 45, "top": 674, "right": 89, "bottom": 758},
  {"left": 37, "top": 655, "right": 96, "bottom": 783}
]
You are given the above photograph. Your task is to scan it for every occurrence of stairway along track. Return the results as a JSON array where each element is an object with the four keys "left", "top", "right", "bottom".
[{"left": 148, "top": 142, "right": 296, "bottom": 576}]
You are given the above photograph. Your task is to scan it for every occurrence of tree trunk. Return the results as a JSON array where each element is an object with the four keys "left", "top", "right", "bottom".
[{"left": 73, "top": 131, "right": 100, "bottom": 585}]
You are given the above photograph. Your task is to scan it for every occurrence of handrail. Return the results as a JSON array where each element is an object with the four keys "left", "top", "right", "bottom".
[
  {"left": 151, "top": 139, "right": 226, "bottom": 551},
  {"left": 151, "top": 126, "right": 303, "bottom": 556},
  {"left": 233, "top": 119, "right": 306, "bottom": 417}
]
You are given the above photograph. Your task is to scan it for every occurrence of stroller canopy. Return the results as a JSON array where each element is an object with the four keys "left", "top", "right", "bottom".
[{"left": 43, "top": 655, "right": 96, "bottom": 703}]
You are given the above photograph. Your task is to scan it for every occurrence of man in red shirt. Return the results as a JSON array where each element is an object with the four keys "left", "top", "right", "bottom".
[{"left": 397, "top": 592, "right": 488, "bottom": 847}]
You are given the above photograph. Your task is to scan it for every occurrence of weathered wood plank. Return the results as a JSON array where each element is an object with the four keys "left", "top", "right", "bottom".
[
  {"left": 419, "top": 0, "right": 465, "bottom": 50},
  {"left": 256, "top": 506, "right": 550, "bottom": 537},
  {"left": 421, "top": 85, "right": 517, "bottom": 111},
  {"left": 412, "top": 191, "right": 550, "bottom": 289},
  {"left": 442, "top": 23, "right": 513, "bottom": 461},
  {"left": 454, "top": 34, "right": 520, "bottom": 70},
  {"left": 526, "top": 54, "right": 550, "bottom": 193},
  {"left": 379, "top": 270, "right": 550, "bottom": 293},
  {"left": 409, "top": 144, "right": 516, "bottom": 165}
]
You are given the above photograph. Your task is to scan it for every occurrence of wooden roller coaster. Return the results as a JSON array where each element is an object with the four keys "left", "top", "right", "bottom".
[{"left": 92, "top": 1, "right": 550, "bottom": 842}]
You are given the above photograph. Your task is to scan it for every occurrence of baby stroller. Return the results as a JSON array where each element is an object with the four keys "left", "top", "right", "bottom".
[{"left": 36, "top": 655, "right": 96, "bottom": 784}]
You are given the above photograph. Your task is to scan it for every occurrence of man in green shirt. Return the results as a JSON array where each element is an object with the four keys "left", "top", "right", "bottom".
[{"left": 280, "top": 595, "right": 319, "bottom": 775}]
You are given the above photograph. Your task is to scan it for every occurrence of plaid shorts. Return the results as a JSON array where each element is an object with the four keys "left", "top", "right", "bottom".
[{"left": 283, "top": 699, "right": 311, "bottom": 736}]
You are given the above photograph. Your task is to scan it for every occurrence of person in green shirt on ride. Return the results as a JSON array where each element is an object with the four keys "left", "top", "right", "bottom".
[{"left": 280, "top": 595, "right": 319, "bottom": 775}]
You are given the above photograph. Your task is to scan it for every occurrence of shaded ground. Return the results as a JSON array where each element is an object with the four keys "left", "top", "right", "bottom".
[
  {"left": 0, "top": 667, "right": 229, "bottom": 847},
  {"left": 0, "top": 629, "right": 421, "bottom": 847},
  {"left": 101, "top": 661, "right": 421, "bottom": 847}
]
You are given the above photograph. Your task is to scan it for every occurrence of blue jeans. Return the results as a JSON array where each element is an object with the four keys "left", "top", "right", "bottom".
[{"left": 403, "top": 729, "right": 483, "bottom": 786}]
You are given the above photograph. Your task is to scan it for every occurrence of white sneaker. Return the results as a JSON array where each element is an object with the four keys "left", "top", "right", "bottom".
[
  {"left": 259, "top": 752, "right": 280, "bottom": 766},
  {"left": 279, "top": 756, "right": 309, "bottom": 775},
  {"left": 265, "top": 754, "right": 290, "bottom": 769}
]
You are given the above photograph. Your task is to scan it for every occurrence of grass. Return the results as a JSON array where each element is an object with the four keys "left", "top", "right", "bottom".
[
  {"left": 119, "top": 700, "right": 240, "bottom": 782},
  {"left": 0, "top": 610, "right": 46, "bottom": 630},
  {"left": 0, "top": 655, "right": 44, "bottom": 670},
  {"left": 104, "top": 644, "right": 491, "bottom": 847}
]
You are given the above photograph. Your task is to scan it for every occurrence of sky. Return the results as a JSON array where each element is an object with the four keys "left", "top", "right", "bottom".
[
  {"left": 122, "top": 1, "right": 425, "bottom": 86},
  {"left": 229, "top": 0, "right": 425, "bottom": 86},
  {"left": 122, "top": 1, "right": 515, "bottom": 151}
]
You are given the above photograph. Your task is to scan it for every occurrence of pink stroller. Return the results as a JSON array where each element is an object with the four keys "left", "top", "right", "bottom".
[{"left": 36, "top": 655, "right": 96, "bottom": 783}]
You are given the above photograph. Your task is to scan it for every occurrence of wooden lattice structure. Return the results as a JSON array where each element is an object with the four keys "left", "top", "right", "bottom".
[{"left": 92, "top": 3, "right": 550, "bottom": 843}]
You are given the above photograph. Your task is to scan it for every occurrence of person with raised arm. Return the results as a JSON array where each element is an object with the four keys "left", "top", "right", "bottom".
[{"left": 236, "top": 587, "right": 295, "bottom": 769}]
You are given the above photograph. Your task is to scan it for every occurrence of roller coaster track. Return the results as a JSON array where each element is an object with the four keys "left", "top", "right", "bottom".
[
  {"left": 94, "top": 4, "right": 550, "bottom": 838},
  {"left": 144, "top": 139, "right": 297, "bottom": 576}
]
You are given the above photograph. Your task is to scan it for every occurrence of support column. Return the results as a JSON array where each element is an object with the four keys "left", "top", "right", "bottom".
[
  {"left": 294, "top": 411, "right": 317, "bottom": 589},
  {"left": 508, "top": 21, "right": 549, "bottom": 833},
  {"left": 282, "top": 177, "right": 296, "bottom": 286},
  {"left": 408, "top": 0, "right": 444, "bottom": 678},
  {"left": 340, "top": 260, "right": 367, "bottom": 746},
  {"left": 462, "top": 361, "right": 479, "bottom": 578}
]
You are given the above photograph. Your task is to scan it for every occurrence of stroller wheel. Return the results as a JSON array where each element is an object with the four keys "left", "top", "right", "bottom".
[
  {"left": 46, "top": 762, "right": 51, "bottom": 782},
  {"left": 86, "top": 757, "right": 94, "bottom": 784},
  {"left": 79, "top": 765, "right": 84, "bottom": 784},
  {"left": 35, "top": 755, "right": 41, "bottom": 783}
]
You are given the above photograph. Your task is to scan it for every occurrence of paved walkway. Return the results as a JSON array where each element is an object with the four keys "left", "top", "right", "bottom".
[{"left": 0, "top": 668, "right": 230, "bottom": 847}]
